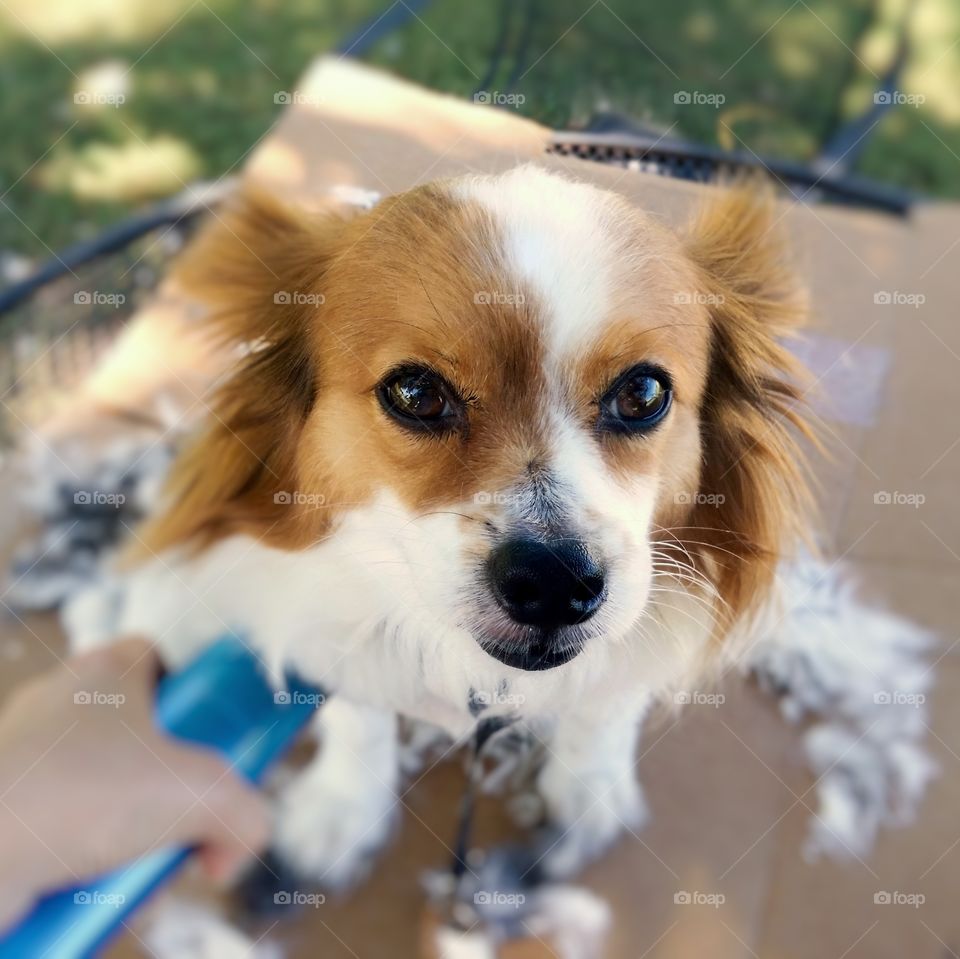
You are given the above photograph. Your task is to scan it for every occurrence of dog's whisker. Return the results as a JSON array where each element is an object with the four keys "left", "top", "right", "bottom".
[
  {"left": 650, "top": 557, "right": 717, "bottom": 591},
  {"left": 652, "top": 534, "right": 753, "bottom": 569},
  {"left": 649, "top": 551, "right": 717, "bottom": 590},
  {"left": 649, "top": 565, "right": 732, "bottom": 619}
]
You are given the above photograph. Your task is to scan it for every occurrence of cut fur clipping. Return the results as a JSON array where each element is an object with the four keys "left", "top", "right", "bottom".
[
  {"left": 144, "top": 900, "right": 281, "bottom": 959},
  {"left": 5, "top": 430, "right": 175, "bottom": 610},
  {"left": 423, "top": 885, "right": 610, "bottom": 959},
  {"left": 748, "top": 553, "right": 938, "bottom": 860}
]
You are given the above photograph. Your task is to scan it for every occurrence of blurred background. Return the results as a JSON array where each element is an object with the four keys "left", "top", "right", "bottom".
[{"left": 0, "top": 0, "right": 958, "bottom": 267}]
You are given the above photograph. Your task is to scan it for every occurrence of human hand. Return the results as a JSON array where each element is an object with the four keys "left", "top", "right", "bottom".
[{"left": 0, "top": 638, "right": 270, "bottom": 930}]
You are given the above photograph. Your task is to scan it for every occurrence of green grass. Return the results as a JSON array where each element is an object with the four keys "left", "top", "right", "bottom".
[{"left": 0, "top": 0, "right": 957, "bottom": 260}]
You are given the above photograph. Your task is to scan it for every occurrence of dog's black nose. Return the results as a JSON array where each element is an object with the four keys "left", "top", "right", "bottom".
[{"left": 488, "top": 538, "right": 607, "bottom": 629}]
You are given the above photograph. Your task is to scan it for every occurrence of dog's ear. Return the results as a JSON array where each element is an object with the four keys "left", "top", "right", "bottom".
[
  {"left": 681, "top": 185, "right": 814, "bottom": 629},
  {"left": 134, "top": 190, "right": 343, "bottom": 558}
]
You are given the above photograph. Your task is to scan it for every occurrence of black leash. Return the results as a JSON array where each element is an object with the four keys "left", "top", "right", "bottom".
[{"left": 450, "top": 715, "right": 518, "bottom": 881}]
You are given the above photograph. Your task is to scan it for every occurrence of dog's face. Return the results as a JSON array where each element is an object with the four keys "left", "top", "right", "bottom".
[{"left": 145, "top": 166, "right": 808, "bottom": 675}]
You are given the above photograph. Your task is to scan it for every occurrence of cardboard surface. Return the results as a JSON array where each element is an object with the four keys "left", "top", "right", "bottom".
[{"left": 2, "top": 58, "right": 958, "bottom": 958}]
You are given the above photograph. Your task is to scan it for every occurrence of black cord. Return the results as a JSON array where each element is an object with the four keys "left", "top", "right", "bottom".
[
  {"left": 818, "top": 0, "right": 916, "bottom": 172},
  {"left": 473, "top": 0, "right": 514, "bottom": 98},
  {"left": 336, "top": 0, "right": 433, "bottom": 57},
  {"left": 504, "top": 0, "right": 536, "bottom": 95},
  {"left": 473, "top": 0, "right": 536, "bottom": 105},
  {"left": 0, "top": 191, "right": 220, "bottom": 320},
  {"left": 450, "top": 715, "right": 517, "bottom": 880}
]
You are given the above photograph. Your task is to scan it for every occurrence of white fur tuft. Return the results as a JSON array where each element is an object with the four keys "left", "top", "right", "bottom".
[
  {"left": 144, "top": 899, "right": 282, "bottom": 959},
  {"left": 748, "top": 554, "right": 938, "bottom": 860}
]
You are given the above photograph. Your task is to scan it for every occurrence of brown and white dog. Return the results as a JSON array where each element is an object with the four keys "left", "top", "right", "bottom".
[{"left": 58, "top": 165, "right": 927, "bottom": 896}]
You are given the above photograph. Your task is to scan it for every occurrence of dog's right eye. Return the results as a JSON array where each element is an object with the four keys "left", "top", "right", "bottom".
[{"left": 377, "top": 366, "right": 460, "bottom": 432}]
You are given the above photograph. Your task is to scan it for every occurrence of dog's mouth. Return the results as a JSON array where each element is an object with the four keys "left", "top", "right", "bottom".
[{"left": 478, "top": 631, "right": 586, "bottom": 671}]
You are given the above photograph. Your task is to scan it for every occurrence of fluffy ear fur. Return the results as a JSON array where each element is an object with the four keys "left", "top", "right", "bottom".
[
  {"left": 134, "top": 191, "right": 343, "bottom": 558},
  {"left": 680, "top": 186, "right": 815, "bottom": 631}
]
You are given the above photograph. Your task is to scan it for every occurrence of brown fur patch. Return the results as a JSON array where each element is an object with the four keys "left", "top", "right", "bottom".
[{"left": 667, "top": 184, "right": 814, "bottom": 632}]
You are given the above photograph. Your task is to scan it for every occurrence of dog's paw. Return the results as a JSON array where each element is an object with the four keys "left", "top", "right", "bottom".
[
  {"left": 536, "top": 761, "right": 648, "bottom": 878},
  {"left": 271, "top": 761, "right": 399, "bottom": 892}
]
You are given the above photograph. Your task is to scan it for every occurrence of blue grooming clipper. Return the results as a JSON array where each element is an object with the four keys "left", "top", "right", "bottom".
[{"left": 0, "top": 637, "right": 324, "bottom": 959}]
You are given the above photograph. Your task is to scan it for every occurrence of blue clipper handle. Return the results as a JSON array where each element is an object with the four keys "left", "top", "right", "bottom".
[{"left": 0, "top": 636, "right": 324, "bottom": 959}]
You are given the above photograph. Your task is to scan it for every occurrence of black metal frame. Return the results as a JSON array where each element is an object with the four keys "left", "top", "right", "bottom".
[{"left": 548, "top": 131, "right": 913, "bottom": 214}]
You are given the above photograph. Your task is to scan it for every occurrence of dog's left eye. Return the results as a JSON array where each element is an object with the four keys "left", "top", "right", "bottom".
[
  {"left": 599, "top": 365, "right": 673, "bottom": 432},
  {"left": 377, "top": 366, "right": 459, "bottom": 431}
]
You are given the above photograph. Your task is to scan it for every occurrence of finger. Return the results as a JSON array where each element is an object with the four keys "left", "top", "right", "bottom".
[
  {"left": 196, "top": 844, "right": 258, "bottom": 885},
  {"left": 171, "top": 750, "right": 271, "bottom": 857}
]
